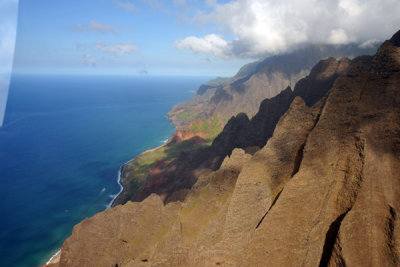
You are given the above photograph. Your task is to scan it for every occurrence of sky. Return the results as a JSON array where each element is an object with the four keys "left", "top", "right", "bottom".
[
  {"left": 1, "top": 0, "right": 399, "bottom": 125},
  {"left": 5, "top": 0, "right": 400, "bottom": 77},
  {"left": 11, "top": 0, "right": 250, "bottom": 76}
]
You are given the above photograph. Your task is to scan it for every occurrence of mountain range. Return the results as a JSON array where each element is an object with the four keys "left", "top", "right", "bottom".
[{"left": 168, "top": 43, "right": 378, "bottom": 138}]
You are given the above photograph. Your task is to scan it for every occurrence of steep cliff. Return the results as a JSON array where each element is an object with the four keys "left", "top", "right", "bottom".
[
  {"left": 114, "top": 55, "right": 349, "bottom": 206},
  {"left": 114, "top": 44, "right": 376, "bottom": 207},
  {"left": 58, "top": 31, "right": 400, "bottom": 266},
  {"left": 168, "top": 44, "right": 378, "bottom": 134}
]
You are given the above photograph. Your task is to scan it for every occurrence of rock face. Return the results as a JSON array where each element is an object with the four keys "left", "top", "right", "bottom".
[
  {"left": 59, "top": 31, "right": 400, "bottom": 266},
  {"left": 211, "top": 56, "right": 350, "bottom": 159},
  {"left": 60, "top": 195, "right": 182, "bottom": 267},
  {"left": 245, "top": 36, "right": 400, "bottom": 266}
]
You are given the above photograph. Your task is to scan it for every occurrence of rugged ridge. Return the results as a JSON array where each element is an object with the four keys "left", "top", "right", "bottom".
[
  {"left": 114, "top": 55, "right": 349, "bottom": 205},
  {"left": 245, "top": 35, "right": 400, "bottom": 266},
  {"left": 113, "top": 44, "right": 377, "bottom": 208},
  {"left": 212, "top": 56, "right": 351, "bottom": 153},
  {"left": 168, "top": 44, "right": 378, "bottom": 132},
  {"left": 58, "top": 31, "right": 400, "bottom": 266}
]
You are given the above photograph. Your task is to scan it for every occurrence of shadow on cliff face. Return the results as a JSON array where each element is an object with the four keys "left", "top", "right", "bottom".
[
  {"left": 211, "top": 56, "right": 351, "bottom": 156},
  {"left": 359, "top": 38, "right": 400, "bottom": 156},
  {"left": 323, "top": 34, "right": 400, "bottom": 156},
  {"left": 132, "top": 146, "right": 219, "bottom": 202}
]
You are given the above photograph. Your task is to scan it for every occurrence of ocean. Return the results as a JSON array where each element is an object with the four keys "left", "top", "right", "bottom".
[{"left": 0, "top": 74, "right": 209, "bottom": 267}]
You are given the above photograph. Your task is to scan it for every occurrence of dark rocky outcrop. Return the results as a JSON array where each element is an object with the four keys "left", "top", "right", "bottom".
[{"left": 390, "top": 29, "right": 400, "bottom": 47}]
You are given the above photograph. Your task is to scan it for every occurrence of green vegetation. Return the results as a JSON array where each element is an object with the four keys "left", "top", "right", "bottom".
[
  {"left": 175, "top": 107, "right": 196, "bottom": 121},
  {"left": 120, "top": 134, "right": 213, "bottom": 203},
  {"left": 205, "top": 77, "right": 231, "bottom": 87},
  {"left": 119, "top": 113, "right": 227, "bottom": 204},
  {"left": 183, "top": 116, "right": 225, "bottom": 142}
]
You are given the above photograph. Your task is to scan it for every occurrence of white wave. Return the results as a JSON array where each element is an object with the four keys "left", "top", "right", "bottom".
[
  {"left": 106, "top": 163, "right": 124, "bottom": 209},
  {"left": 45, "top": 249, "right": 61, "bottom": 265}
]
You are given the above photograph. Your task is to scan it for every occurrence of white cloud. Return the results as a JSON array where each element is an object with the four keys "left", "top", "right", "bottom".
[
  {"left": 359, "top": 39, "right": 380, "bottom": 49},
  {"left": 96, "top": 41, "right": 138, "bottom": 55},
  {"left": 175, "top": 34, "right": 229, "bottom": 58},
  {"left": 175, "top": 0, "right": 400, "bottom": 58},
  {"left": 114, "top": 0, "right": 136, "bottom": 13},
  {"left": 81, "top": 54, "right": 96, "bottom": 66},
  {"left": 73, "top": 20, "right": 119, "bottom": 34},
  {"left": 339, "top": 0, "right": 362, "bottom": 16},
  {"left": 328, "top": 29, "right": 352, "bottom": 45}
]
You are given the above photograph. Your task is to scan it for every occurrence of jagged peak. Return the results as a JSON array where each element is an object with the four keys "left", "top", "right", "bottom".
[
  {"left": 220, "top": 148, "right": 251, "bottom": 172},
  {"left": 390, "top": 29, "right": 400, "bottom": 47},
  {"left": 235, "top": 112, "right": 250, "bottom": 121},
  {"left": 338, "top": 56, "right": 350, "bottom": 62},
  {"left": 291, "top": 96, "right": 307, "bottom": 107},
  {"left": 221, "top": 112, "right": 250, "bottom": 131},
  {"left": 308, "top": 57, "right": 340, "bottom": 80},
  {"left": 141, "top": 193, "right": 164, "bottom": 206},
  {"left": 373, "top": 32, "right": 400, "bottom": 71}
]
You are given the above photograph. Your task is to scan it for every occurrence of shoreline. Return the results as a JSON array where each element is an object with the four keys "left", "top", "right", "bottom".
[
  {"left": 109, "top": 136, "right": 172, "bottom": 207},
  {"left": 142, "top": 141, "right": 168, "bottom": 154},
  {"left": 107, "top": 162, "right": 126, "bottom": 209},
  {"left": 43, "top": 161, "right": 127, "bottom": 265}
]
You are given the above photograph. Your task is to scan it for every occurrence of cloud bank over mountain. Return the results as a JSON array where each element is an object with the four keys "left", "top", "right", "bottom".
[{"left": 175, "top": 0, "right": 400, "bottom": 58}]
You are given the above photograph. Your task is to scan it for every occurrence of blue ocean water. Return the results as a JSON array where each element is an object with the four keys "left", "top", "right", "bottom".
[{"left": 0, "top": 74, "right": 209, "bottom": 267}]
